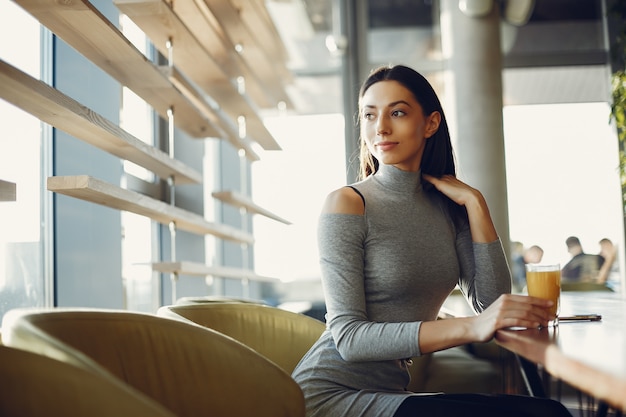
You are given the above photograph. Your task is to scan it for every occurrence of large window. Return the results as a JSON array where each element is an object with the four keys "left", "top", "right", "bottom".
[
  {"left": 252, "top": 113, "right": 346, "bottom": 302},
  {"left": 0, "top": 2, "right": 45, "bottom": 316},
  {"left": 505, "top": 102, "right": 624, "bottom": 291}
]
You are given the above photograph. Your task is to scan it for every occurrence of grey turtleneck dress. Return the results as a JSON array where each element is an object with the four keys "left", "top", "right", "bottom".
[{"left": 291, "top": 163, "right": 511, "bottom": 417}]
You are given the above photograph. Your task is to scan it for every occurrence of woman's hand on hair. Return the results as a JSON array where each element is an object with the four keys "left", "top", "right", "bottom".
[
  {"left": 422, "top": 173, "right": 497, "bottom": 243},
  {"left": 422, "top": 174, "right": 480, "bottom": 207}
]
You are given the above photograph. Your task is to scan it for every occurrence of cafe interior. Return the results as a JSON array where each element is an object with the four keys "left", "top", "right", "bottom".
[{"left": 0, "top": 0, "right": 625, "bottom": 416}]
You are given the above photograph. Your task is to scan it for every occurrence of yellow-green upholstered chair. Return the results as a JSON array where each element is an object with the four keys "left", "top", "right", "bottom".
[
  {"left": 0, "top": 344, "right": 175, "bottom": 417},
  {"left": 175, "top": 295, "right": 267, "bottom": 305},
  {"left": 158, "top": 301, "right": 509, "bottom": 395},
  {"left": 2, "top": 308, "right": 305, "bottom": 417},
  {"left": 158, "top": 302, "right": 326, "bottom": 374}
]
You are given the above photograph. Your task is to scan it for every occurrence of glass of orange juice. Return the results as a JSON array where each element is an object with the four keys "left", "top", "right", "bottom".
[{"left": 525, "top": 263, "right": 560, "bottom": 326}]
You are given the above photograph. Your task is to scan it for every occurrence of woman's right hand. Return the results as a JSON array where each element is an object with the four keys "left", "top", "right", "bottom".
[{"left": 471, "top": 294, "right": 554, "bottom": 342}]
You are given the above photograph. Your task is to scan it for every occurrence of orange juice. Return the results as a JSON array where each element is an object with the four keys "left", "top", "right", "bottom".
[{"left": 526, "top": 265, "right": 560, "bottom": 317}]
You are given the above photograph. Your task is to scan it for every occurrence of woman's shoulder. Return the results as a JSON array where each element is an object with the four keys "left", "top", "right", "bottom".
[{"left": 322, "top": 186, "right": 365, "bottom": 215}]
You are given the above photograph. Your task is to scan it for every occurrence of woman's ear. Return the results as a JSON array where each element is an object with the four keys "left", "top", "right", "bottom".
[{"left": 425, "top": 111, "right": 441, "bottom": 138}]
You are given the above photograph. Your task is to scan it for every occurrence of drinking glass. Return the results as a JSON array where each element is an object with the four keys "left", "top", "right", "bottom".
[{"left": 525, "top": 263, "right": 561, "bottom": 327}]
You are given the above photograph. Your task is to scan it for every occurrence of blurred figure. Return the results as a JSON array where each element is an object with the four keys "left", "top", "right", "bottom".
[
  {"left": 597, "top": 238, "right": 619, "bottom": 291},
  {"left": 510, "top": 241, "right": 526, "bottom": 293},
  {"left": 524, "top": 245, "right": 544, "bottom": 264},
  {"left": 510, "top": 242, "right": 544, "bottom": 293},
  {"left": 561, "top": 236, "right": 604, "bottom": 282}
]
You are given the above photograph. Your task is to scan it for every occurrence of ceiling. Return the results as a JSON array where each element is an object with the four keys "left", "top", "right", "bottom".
[{"left": 265, "top": 0, "right": 614, "bottom": 115}]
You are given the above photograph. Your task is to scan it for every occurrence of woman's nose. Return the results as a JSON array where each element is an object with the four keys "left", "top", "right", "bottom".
[{"left": 376, "top": 116, "right": 389, "bottom": 135}]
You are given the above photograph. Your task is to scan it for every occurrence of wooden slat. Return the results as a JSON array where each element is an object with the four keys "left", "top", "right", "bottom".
[
  {"left": 152, "top": 261, "right": 279, "bottom": 283},
  {"left": 0, "top": 59, "right": 202, "bottom": 185},
  {"left": 0, "top": 179, "right": 17, "bottom": 202},
  {"left": 12, "top": 0, "right": 225, "bottom": 140},
  {"left": 212, "top": 190, "right": 291, "bottom": 225},
  {"left": 162, "top": 66, "right": 259, "bottom": 161},
  {"left": 234, "top": 0, "right": 291, "bottom": 64},
  {"left": 115, "top": 0, "right": 282, "bottom": 151},
  {"left": 176, "top": 0, "right": 292, "bottom": 107},
  {"left": 47, "top": 175, "right": 254, "bottom": 244}
]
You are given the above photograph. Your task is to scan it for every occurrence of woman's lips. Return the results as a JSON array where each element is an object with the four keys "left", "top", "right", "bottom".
[{"left": 375, "top": 141, "right": 398, "bottom": 151}]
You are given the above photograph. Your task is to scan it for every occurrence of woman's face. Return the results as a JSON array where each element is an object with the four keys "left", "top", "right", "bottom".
[{"left": 360, "top": 80, "right": 440, "bottom": 172}]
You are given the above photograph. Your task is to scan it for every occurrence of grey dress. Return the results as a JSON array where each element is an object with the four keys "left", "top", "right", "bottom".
[{"left": 291, "top": 163, "right": 511, "bottom": 417}]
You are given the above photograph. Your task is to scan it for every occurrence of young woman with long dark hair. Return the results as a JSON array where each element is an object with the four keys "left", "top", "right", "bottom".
[{"left": 291, "top": 65, "right": 571, "bottom": 417}]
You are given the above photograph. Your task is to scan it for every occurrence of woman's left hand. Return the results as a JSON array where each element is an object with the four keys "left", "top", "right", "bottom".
[
  {"left": 422, "top": 174, "right": 479, "bottom": 207},
  {"left": 422, "top": 173, "right": 497, "bottom": 243}
]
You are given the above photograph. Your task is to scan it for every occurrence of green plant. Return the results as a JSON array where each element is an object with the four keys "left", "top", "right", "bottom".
[
  {"left": 609, "top": 1, "right": 626, "bottom": 210},
  {"left": 614, "top": 71, "right": 626, "bottom": 210}
]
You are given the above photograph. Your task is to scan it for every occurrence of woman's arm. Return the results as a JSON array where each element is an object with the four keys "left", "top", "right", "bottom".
[
  {"left": 417, "top": 294, "right": 553, "bottom": 354},
  {"left": 320, "top": 184, "right": 553, "bottom": 361},
  {"left": 418, "top": 174, "right": 554, "bottom": 353},
  {"left": 319, "top": 187, "right": 423, "bottom": 362},
  {"left": 424, "top": 174, "right": 511, "bottom": 310}
]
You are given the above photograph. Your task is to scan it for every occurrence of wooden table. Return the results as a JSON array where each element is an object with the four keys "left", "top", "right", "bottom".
[{"left": 495, "top": 292, "right": 626, "bottom": 412}]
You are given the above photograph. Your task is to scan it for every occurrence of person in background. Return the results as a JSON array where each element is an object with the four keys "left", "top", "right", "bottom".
[
  {"left": 291, "top": 64, "right": 571, "bottom": 417},
  {"left": 561, "top": 236, "right": 604, "bottom": 282},
  {"left": 596, "top": 238, "right": 619, "bottom": 291},
  {"left": 511, "top": 243, "right": 544, "bottom": 293},
  {"left": 524, "top": 245, "right": 544, "bottom": 265},
  {"left": 511, "top": 241, "right": 526, "bottom": 292}
]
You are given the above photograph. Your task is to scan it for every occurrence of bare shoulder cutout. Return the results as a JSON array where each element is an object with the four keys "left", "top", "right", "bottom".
[{"left": 322, "top": 187, "right": 365, "bottom": 215}]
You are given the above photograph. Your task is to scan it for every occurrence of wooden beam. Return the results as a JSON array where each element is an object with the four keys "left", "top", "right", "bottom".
[
  {"left": 47, "top": 175, "right": 254, "bottom": 244},
  {"left": 0, "top": 59, "right": 202, "bottom": 184},
  {"left": 152, "top": 261, "right": 279, "bottom": 282},
  {"left": 12, "top": 0, "right": 225, "bottom": 140},
  {"left": 161, "top": 66, "right": 259, "bottom": 161},
  {"left": 212, "top": 190, "right": 291, "bottom": 225},
  {"left": 172, "top": 0, "right": 292, "bottom": 107},
  {"left": 234, "top": 0, "right": 291, "bottom": 64},
  {"left": 114, "top": 0, "right": 282, "bottom": 151}
]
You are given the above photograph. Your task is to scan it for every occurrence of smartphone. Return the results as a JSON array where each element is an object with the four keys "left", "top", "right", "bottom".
[{"left": 558, "top": 314, "right": 602, "bottom": 322}]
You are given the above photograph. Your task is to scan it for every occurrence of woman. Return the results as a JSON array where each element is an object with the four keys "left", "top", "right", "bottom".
[{"left": 291, "top": 65, "right": 571, "bottom": 417}]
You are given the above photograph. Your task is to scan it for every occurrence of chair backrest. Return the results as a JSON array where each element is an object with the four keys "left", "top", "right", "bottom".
[
  {"left": 175, "top": 295, "right": 267, "bottom": 305},
  {"left": 158, "top": 302, "right": 326, "bottom": 374},
  {"left": 2, "top": 308, "right": 305, "bottom": 417},
  {"left": 0, "top": 345, "right": 175, "bottom": 417}
]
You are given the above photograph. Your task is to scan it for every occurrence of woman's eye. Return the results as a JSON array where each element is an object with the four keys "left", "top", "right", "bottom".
[
  {"left": 391, "top": 110, "right": 406, "bottom": 117},
  {"left": 363, "top": 112, "right": 374, "bottom": 120}
]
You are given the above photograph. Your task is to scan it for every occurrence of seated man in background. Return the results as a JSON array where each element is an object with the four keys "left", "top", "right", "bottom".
[
  {"left": 561, "top": 236, "right": 604, "bottom": 282},
  {"left": 596, "top": 238, "right": 619, "bottom": 291}
]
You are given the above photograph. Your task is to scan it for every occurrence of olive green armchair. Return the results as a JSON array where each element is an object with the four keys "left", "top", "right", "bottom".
[
  {"left": 157, "top": 301, "right": 509, "bottom": 394},
  {"left": 158, "top": 302, "right": 326, "bottom": 374},
  {"left": 0, "top": 344, "right": 175, "bottom": 417},
  {"left": 2, "top": 307, "right": 305, "bottom": 417}
]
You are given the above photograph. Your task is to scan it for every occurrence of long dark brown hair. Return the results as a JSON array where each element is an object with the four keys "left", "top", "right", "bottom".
[{"left": 357, "top": 64, "right": 467, "bottom": 225}]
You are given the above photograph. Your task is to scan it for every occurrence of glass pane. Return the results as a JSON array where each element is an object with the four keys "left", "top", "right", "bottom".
[
  {"left": 119, "top": 15, "right": 156, "bottom": 312},
  {"left": 505, "top": 102, "right": 624, "bottom": 293},
  {"left": 252, "top": 113, "right": 346, "bottom": 305},
  {"left": 0, "top": 2, "right": 44, "bottom": 318}
]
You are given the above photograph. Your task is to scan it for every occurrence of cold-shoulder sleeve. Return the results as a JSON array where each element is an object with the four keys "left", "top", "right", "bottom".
[{"left": 318, "top": 213, "right": 422, "bottom": 362}]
